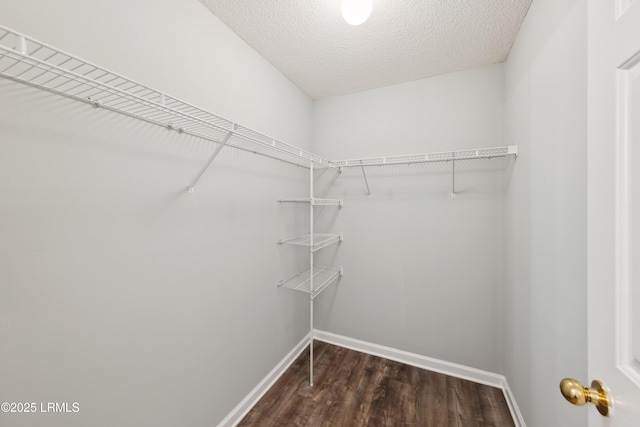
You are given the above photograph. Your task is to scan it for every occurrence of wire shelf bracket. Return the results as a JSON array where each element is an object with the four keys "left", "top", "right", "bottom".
[
  {"left": 360, "top": 160, "right": 372, "bottom": 199},
  {"left": 451, "top": 156, "right": 456, "bottom": 199},
  {"left": 188, "top": 128, "right": 235, "bottom": 193}
]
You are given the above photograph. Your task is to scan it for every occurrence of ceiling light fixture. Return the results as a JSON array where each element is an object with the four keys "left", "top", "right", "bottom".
[{"left": 341, "top": 0, "right": 372, "bottom": 26}]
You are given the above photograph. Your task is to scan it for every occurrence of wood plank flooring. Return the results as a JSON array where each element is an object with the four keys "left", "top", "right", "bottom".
[{"left": 238, "top": 341, "right": 515, "bottom": 426}]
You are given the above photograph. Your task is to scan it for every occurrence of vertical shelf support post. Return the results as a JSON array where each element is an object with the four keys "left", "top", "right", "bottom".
[
  {"left": 188, "top": 127, "right": 235, "bottom": 193},
  {"left": 309, "top": 162, "right": 314, "bottom": 386}
]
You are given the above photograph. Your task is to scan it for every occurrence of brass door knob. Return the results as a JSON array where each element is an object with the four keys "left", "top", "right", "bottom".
[{"left": 559, "top": 378, "right": 611, "bottom": 416}]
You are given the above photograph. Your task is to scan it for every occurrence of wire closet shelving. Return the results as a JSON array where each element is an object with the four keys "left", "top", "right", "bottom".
[
  {"left": 331, "top": 145, "right": 518, "bottom": 168},
  {"left": 0, "top": 24, "right": 519, "bottom": 387},
  {"left": 277, "top": 164, "right": 344, "bottom": 386},
  {"left": 0, "top": 24, "right": 334, "bottom": 193},
  {"left": 0, "top": 24, "right": 518, "bottom": 189}
]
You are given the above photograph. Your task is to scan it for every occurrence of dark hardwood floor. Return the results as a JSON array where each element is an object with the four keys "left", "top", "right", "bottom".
[{"left": 238, "top": 340, "right": 515, "bottom": 426}]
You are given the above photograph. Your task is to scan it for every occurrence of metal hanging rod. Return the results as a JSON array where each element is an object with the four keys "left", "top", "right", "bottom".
[
  {"left": 0, "top": 25, "right": 332, "bottom": 170},
  {"left": 331, "top": 145, "right": 518, "bottom": 168}
]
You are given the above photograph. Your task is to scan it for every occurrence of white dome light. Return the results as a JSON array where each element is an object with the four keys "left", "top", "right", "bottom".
[{"left": 341, "top": 0, "right": 372, "bottom": 26}]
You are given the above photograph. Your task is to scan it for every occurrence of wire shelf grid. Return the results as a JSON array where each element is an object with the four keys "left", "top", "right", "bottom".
[
  {"left": 278, "top": 233, "right": 343, "bottom": 252},
  {"left": 278, "top": 198, "right": 343, "bottom": 206},
  {"left": 0, "top": 25, "right": 331, "bottom": 169},
  {"left": 330, "top": 145, "right": 518, "bottom": 168},
  {"left": 278, "top": 265, "right": 343, "bottom": 298}
]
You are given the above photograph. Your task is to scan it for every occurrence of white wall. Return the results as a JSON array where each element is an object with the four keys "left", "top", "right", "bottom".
[
  {"left": 312, "top": 65, "right": 508, "bottom": 373},
  {"left": 0, "top": 1, "right": 313, "bottom": 426},
  {"left": 503, "top": 0, "right": 587, "bottom": 425}
]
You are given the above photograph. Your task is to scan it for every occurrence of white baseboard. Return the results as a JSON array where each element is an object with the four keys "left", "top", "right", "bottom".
[
  {"left": 313, "top": 330, "right": 526, "bottom": 427},
  {"left": 216, "top": 332, "right": 312, "bottom": 427},
  {"left": 218, "top": 329, "right": 526, "bottom": 427},
  {"left": 500, "top": 377, "right": 527, "bottom": 427}
]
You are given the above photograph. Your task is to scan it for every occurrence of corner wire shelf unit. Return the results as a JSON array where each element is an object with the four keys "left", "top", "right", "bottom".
[
  {"left": 278, "top": 233, "right": 343, "bottom": 252},
  {"left": 330, "top": 145, "right": 518, "bottom": 168},
  {"left": 278, "top": 164, "right": 344, "bottom": 387},
  {"left": 278, "top": 265, "right": 343, "bottom": 299},
  {"left": 0, "top": 25, "right": 333, "bottom": 175},
  {"left": 278, "top": 198, "right": 343, "bottom": 207}
]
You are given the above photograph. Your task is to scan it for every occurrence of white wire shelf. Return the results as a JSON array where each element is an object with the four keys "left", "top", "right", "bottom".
[
  {"left": 278, "top": 233, "right": 343, "bottom": 252},
  {"left": 278, "top": 265, "right": 343, "bottom": 299},
  {"left": 330, "top": 145, "right": 518, "bottom": 168},
  {"left": 0, "top": 25, "right": 332, "bottom": 169},
  {"left": 0, "top": 24, "right": 519, "bottom": 198},
  {"left": 278, "top": 198, "right": 343, "bottom": 206}
]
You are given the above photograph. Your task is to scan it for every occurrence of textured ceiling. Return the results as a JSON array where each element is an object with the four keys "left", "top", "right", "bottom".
[{"left": 199, "top": 0, "right": 532, "bottom": 100}]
